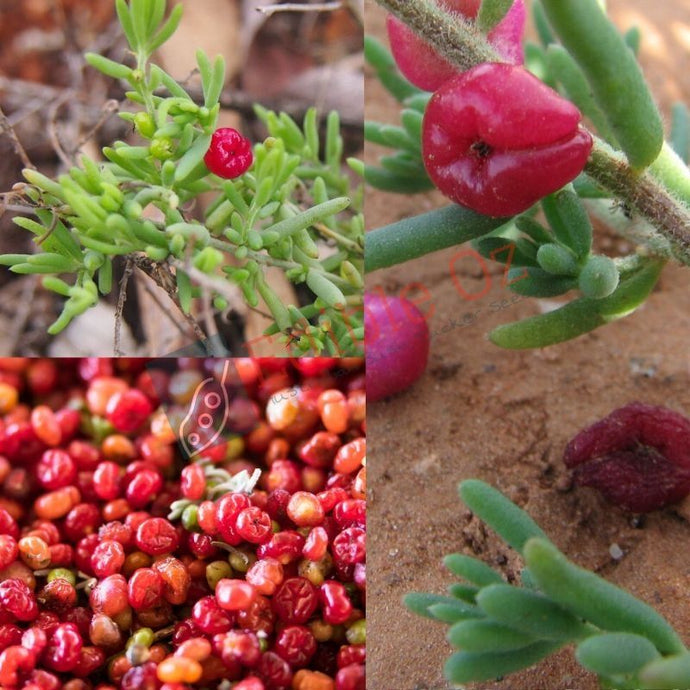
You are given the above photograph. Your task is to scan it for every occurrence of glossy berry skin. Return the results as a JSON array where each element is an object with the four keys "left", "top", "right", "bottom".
[
  {"left": 564, "top": 402, "right": 690, "bottom": 512},
  {"left": 204, "top": 128, "right": 253, "bottom": 179},
  {"left": 365, "top": 293, "right": 430, "bottom": 402},
  {"left": 0, "top": 579, "right": 38, "bottom": 623},
  {"left": 422, "top": 63, "right": 593, "bottom": 217},
  {"left": 386, "top": 0, "right": 525, "bottom": 91}
]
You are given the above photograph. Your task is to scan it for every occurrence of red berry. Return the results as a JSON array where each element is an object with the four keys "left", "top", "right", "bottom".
[
  {"left": 271, "top": 577, "right": 318, "bottom": 625},
  {"left": 216, "top": 579, "right": 257, "bottom": 611},
  {"left": 0, "top": 535, "right": 18, "bottom": 570},
  {"left": 180, "top": 464, "right": 206, "bottom": 500},
  {"left": 36, "top": 449, "right": 76, "bottom": 490},
  {"left": 204, "top": 128, "right": 253, "bottom": 179},
  {"left": 192, "top": 595, "right": 233, "bottom": 635},
  {"left": 335, "top": 663, "right": 365, "bottom": 690},
  {"left": 319, "top": 581, "right": 352, "bottom": 625},
  {"left": 0, "top": 645, "right": 35, "bottom": 686},
  {"left": 126, "top": 468, "right": 163, "bottom": 508},
  {"left": 235, "top": 506, "right": 273, "bottom": 544},
  {"left": 256, "top": 650, "right": 292, "bottom": 689},
  {"left": 93, "top": 461, "right": 121, "bottom": 500},
  {"left": 106, "top": 389, "right": 153, "bottom": 433},
  {"left": 274, "top": 625, "right": 317, "bottom": 668},
  {"left": 287, "top": 492, "right": 325, "bottom": 527},
  {"left": 422, "top": 63, "right": 593, "bottom": 217},
  {"left": 89, "top": 574, "right": 129, "bottom": 618},
  {"left": 127, "top": 567, "right": 164, "bottom": 610},
  {"left": 135, "top": 517, "right": 179, "bottom": 555},
  {"left": 91, "top": 540, "right": 125, "bottom": 577},
  {"left": 43, "top": 622, "right": 82, "bottom": 673},
  {"left": 0, "top": 578, "right": 38, "bottom": 622}
]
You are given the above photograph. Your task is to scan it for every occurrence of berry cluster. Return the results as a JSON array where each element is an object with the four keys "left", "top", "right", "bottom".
[{"left": 0, "top": 357, "right": 365, "bottom": 690}]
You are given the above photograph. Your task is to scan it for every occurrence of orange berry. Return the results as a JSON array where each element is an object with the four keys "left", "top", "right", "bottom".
[
  {"left": 101, "top": 434, "right": 136, "bottom": 460},
  {"left": 157, "top": 655, "right": 203, "bottom": 683},
  {"left": 0, "top": 382, "right": 18, "bottom": 414},
  {"left": 18, "top": 535, "right": 51, "bottom": 570},
  {"left": 30, "top": 405, "right": 61, "bottom": 446},
  {"left": 174, "top": 637, "right": 212, "bottom": 662},
  {"left": 292, "top": 669, "right": 335, "bottom": 690},
  {"left": 317, "top": 390, "right": 348, "bottom": 434},
  {"left": 34, "top": 486, "right": 80, "bottom": 520}
]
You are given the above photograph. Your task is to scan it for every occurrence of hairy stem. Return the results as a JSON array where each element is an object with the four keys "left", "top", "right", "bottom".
[
  {"left": 374, "top": 0, "right": 690, "bottom": 266},
  {"left": 377, "top": 0, "right": 498, "bottom": 69}
]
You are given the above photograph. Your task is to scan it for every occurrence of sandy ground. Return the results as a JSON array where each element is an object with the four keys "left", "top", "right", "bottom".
[{"left": 365, "top": 1, "right": 690, "bottom": 688}]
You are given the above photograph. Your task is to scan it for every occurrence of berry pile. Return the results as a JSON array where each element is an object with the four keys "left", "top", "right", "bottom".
[{"left": 0, "top": 357, "right": 365, "bottom": 690}]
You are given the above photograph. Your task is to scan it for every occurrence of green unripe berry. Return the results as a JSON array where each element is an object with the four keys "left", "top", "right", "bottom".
[
  {"left": 578, "top": 255, "right": 620, "bottom": 298},
  {"left": 536, "top": 243, "right": 579, "bottom": 276},
  {"left": 127, "top": 627, "right": 154, "bottom": 649},
  {"left": 47, "top": 568, "right": 76, "bottom": 586},
  {"left": 206, "top": 560, "right": 233, "bottom": 590},
  {"left": 346, "top": 618, "right": 366, "bottom": 645},
  {"left": 181, "top": 503, "right": 199, "bottom": 531}
]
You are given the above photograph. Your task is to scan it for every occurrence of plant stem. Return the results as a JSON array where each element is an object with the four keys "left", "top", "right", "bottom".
[
  {"left": 373, "top": 0, "right": 690, "bottom": 266},
  {"left": 585, "top": 140, "right": 690, "bottom": 263},
  {"left": 365, "top": 204, "right": 505, "bottom": 272}
]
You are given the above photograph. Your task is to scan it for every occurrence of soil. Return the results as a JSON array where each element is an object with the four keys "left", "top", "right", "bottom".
[{"left": 365, "top": 1, "right": 690, "bottom": 688}]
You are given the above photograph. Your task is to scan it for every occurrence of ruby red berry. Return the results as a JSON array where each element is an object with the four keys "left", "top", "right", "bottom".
[
  {"left": 564, "top": 402, "right": 690, "bottom": 512},
  {"left": 422, "top": 62, "right": 593, "bottom": 217},
  {"left": 204, "top": 128, "right": 253, "bottom": 179}
]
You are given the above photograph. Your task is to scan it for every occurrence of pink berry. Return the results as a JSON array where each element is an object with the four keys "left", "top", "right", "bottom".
[{"left": 365, "top": 292, "right": 430, "bottom": 402}]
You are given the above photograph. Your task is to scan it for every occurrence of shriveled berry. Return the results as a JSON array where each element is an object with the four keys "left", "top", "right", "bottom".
[
  {"left": 127, "top": 567, "right": 164, "bottom": 610},
  {"left": 274, "top": 625, "right": 317, "bottom": 668},
  {"left": 0, "top": 535, "right": 18, "bottom": 570},
  {"left": 235, "top": 506, "right": 273, "bottom": 544},
  {"left": 135, "top": 517, "right": 179, "bottom": 555},
  {"left": 565, "top": 402, "right": 690, "bottom": 512},
  {"left": 272, "top": 577, "right": 318, "bottom": 625},
  {"left": 0, "top": 578, "right": 38, "bottom": 622},
  {"left": 153, "top": 556, "right": 191, "bottom": 605}
]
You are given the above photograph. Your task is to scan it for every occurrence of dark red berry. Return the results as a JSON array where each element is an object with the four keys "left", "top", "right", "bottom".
[
  {"left": 565, "top": 402, "right": 690, "bottom": 512},
  {"left": 271, "top": 577, "right": 318, "bottom": 625},
  {"left": 274, "top": 625, "right": 317, "bottom": 668}
]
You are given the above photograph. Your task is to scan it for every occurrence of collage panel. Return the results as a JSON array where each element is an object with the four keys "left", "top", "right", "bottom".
[
  {"left": 0, "top": 0, "right": 363, "bottom": 357},
  {"left": 0, "top": 356, "right": 365, "bottom": 688},
  {"left": 365, "top": 0, "right": 690, "bottom": 689}
]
